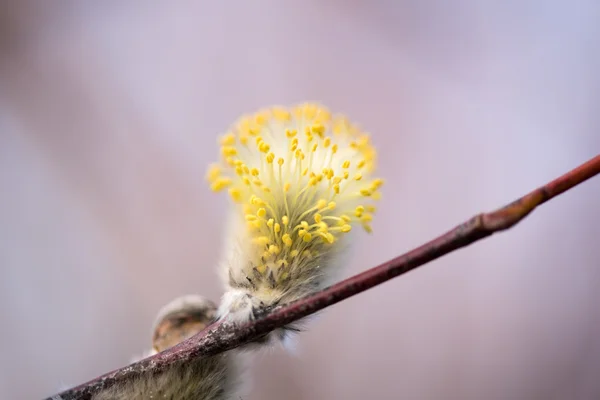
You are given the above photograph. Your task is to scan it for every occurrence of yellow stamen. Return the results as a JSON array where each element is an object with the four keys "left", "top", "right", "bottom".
[{"left": 207, "top": 103, "right": 383, "bottom": 273}]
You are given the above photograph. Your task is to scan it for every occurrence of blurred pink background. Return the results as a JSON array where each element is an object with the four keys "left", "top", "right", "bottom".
[{"left": 1, "top": 1, "right": 599, "bottom": 399}]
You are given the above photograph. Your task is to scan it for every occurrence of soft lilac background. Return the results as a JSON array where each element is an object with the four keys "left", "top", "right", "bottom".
[{"left": 1, "top": 1, "right": 599, "bottom": 399}]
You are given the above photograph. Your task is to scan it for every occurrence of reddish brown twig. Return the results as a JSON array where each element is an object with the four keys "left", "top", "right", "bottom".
[{"left": 49, "top": 154, "right": 600, "bottom": 400}]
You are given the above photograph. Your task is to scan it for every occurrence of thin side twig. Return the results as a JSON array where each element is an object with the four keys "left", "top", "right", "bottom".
[{"left": 50, "top": 154, "right": 600, "bottom": 400}]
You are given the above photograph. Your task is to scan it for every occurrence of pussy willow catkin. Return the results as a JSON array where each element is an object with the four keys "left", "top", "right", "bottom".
[{"left": 207, "top": 103, "right": 383, "bottom": 334}]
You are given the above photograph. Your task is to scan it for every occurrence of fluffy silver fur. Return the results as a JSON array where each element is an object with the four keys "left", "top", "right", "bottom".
[
  {"left": 217, "top": 210, "right": 352, "bottom": 343},
  {"left": 92, "top": 295, "right": 249, "bottom": 400},
  {"left": 92, "top": 353, "right": 243, "bottom": 400}
]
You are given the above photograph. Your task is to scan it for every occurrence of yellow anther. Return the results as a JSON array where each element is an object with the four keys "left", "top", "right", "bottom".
[
  {"left": 331, "top": 144, "right": 338, "bottom": 153},
  {"left": 257, "top": 208, "right": 266, "bottom": 217},
  {"left": 373, "top": 178, "right": 384, "bottom": 188},
  {"left": 311, "top": 123, "right": 325, "bottom": 136},
  {"left": 210, "top": 178, "right": 232, "bottom": 192},
  {"left": 282, "top": 216, "right": 289, "bottom": 225},
  {"left": 300, "top": 221, "right": 309, "bottom": 229},
  {"left": 253, "top": 236, "right": 270, "bottom": 246},
  {"left": 250, "top": 195, "right": 261, "bottom": 205},
  {"left": 298, "top": 229, "right": 306, "bottom": 238},
  {"left": 221, "top": 146, "right": 237, "bottom": 156},
  {"left": 312, "top": 143, "right": 318, "bottom": 152},
  {"left": 229, "top": 188, "right": 242, "bottom": 202},
  {"left": 314, "top": 213, "right": 322, "bottom": 223},
  {"left": 221, "top": 155, "right": 234, "bottom": 167},
  {"left": 274, "top": 223, "right": 281, "bottom": 233},
  {"left": 286, "top": 128, "right": 297, "bottom": 138},
  {"left": 362, "top": 214, "right": 373, "bottom": 222},
  {"left": 267, "top": 218, "right": 274, "bottom": 228},
  {"left": 266, "top": 152, "right": 275, "bottom": 163},
  {"left": 302, "top": 232, "right": 313, "bottom": 242},
  {"left": 327, "top": 201, "right": 336, "bottom": 210},
  {"left": 220, "top": 133, "right": 236, "bottom": 146},
  {"left": 355, "top": 206, "right": 364, "bottom": 217},
  {"left": 252, "top": 179, "right": 262, "bottom": 186},
  {"left": 290, "top": 250, "right": 299, "bottom": 257},
  {"left": 251, "top": 168, "right": 259, "bottom": 176},
  {"left": 245, "top": 214, "right": 257, "bottom": 221},
  {"left": 324, "top": 137, "right": 331, "bottom": 147},
  {"left": 255, "top": 112, "right": 268, "bottom": 125},
  {"left": 317, "top": 199, "right": 327, "bottom": 209},
  {"left": 282, "top": 233, "right": 292, "bottom": 246},
  {"left": 360, "top": 188, "right": 372, "bottom": 196},
  {"left": 284, "top": 182, "right": 291, "bottom": 192},
  {"left": 357, "top": 160, "right": 366, "bottom": 168},
  {"left": 256, "top": 264, "right": 267, "bottom": 274},
  {"left": 206, "top": 164, "right": 220, "bottom": 182},
  {"left": 333, "top": 184, "right": 340, "bottom": 194},
  {"left": 341, "top": 224, "right": 352, "bottom": 233},
  {"left": 268, "top": 245, "right": 280, "bottom": 255},
  {"left": 343, "top": 171, "right": 349, "bottom": 179},
  {"left": 342, "top": 160, "right": 350, "bottom": 169},
  {"left": 354, "top": 173, "right": 362, "bottom": 181},
  {"left": 366, "top": 205, "right": 376, "bottom": 213},
  {"left": 341, "top": 215, "right": 351, "bottom": 222},
  {"left": 259, "top": 142, "right": 270, "bottom": 153},
  {"left": 278, "top": 157, "right": 284, "bottom": 166}
]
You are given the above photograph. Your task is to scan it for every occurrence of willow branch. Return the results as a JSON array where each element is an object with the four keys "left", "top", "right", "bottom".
[{"left": 49, "top": 154, "right": 600, "bottom": 400}]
